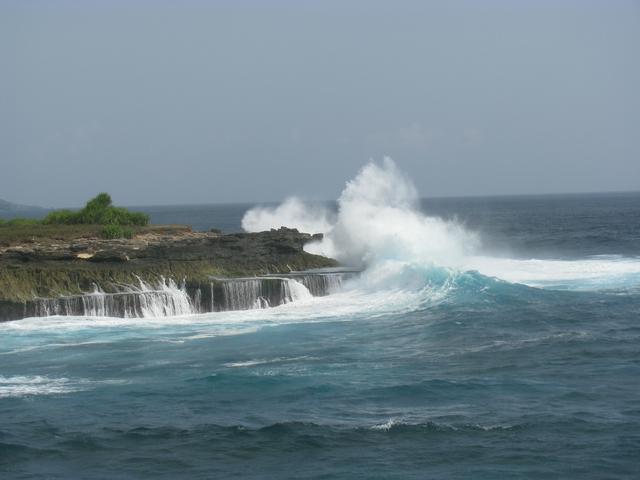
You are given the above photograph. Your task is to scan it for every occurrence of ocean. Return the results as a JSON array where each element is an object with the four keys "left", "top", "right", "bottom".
[{"left": 2, "top": 186, "right": 640, "bottom": 478}]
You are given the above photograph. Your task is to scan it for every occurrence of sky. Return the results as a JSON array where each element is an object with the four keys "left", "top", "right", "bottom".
[{"left": 1, "top": 0, "right": 639, "bottom": 208}]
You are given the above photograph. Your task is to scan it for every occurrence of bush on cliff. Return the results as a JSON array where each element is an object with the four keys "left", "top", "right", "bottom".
[
  {"left": 100, "top": 225, "right": 134, "bottom": 239},
  {"left": 42, "top": 209, "right": 77, "bottom": 225},
  {"left": 43, "top": 193, "right": 149, "bottom": 227}
]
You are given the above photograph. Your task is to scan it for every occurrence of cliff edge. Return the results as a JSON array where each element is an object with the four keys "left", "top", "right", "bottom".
[{"left": 0, "top": 226, "right": 336, "bottom": 310}]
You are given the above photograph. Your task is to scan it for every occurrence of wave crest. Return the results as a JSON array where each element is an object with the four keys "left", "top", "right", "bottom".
[{"left": 243, "top": 159, "right": 640, "bottom": 294}]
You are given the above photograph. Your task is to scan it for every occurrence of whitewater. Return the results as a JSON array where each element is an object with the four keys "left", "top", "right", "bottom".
[
  {"left": 243, "top": 158, "right": 640, "bottom": 294},
  {"left": 2, "top": 160, "right": 639, "bottom": 479}
]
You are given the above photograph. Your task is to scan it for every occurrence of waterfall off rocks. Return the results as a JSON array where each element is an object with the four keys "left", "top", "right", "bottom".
[
  {"left": 9, "top": 269, "right": 358, "bottom": 320},
  {"left": 0, "top": 226, "right": 341, "bottom": 322}
]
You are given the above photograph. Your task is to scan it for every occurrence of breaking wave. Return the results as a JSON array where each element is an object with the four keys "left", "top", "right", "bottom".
[
  {"left": 243, "top": 158, "right": 640, "bottom": 295},
  {"left": 4, "top": 158, "right": 639, "bottom": 334}
]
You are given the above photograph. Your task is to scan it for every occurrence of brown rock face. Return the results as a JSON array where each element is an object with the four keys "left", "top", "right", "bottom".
[{"left": 0, "top": 227, "right": 337, "bottom": 320}]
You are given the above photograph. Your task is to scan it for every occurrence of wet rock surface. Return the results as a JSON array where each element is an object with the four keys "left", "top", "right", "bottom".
[{"left": 0, "top": 227, "right": 337, "bottom": 320}]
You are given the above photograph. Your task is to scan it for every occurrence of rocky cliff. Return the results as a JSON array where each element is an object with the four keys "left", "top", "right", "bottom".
[{"left": 0, "top": 226, "right": 337, "bottom": 320}]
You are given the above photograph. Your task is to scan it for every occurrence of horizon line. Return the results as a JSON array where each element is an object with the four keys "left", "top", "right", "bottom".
[{"left": 3, "top": 188, "right": 640, "bottom": 211}]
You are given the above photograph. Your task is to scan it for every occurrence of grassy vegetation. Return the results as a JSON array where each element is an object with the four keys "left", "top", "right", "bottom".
[
  {"left": 0, "top": 224, "right": 104, "bottom": 245},
  {"left": 0, "top": 218, "right": 42, "bottom": 227},
  {"left": 42, "top": 193, "right": 149, "bottom": 226},
  {"left": 100, "top": 225, "right": 134, "bottom": 239},
  {"left": 0, "top": 193, "right": 151, "bottom": 241},
  {"left": 0, "top": 193, "right": 149, "bottom": 230},
  {"left": 0, "top": 224, "right": 190, "bottom": 246}
]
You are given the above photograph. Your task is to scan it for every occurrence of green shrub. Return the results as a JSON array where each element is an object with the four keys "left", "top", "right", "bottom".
[
  {"left": 0, "top": 218, "right": 5, "bottom": 226},
  {"left": 100, "top": 225, "right": 121, "bottom": 239},
  {"left": 98, "top": 207, "right": 148, "bottom": 226},
  {"left": 78, "top": 193, "right": 113, "bottom": 224},
  {"left": 124, "top": 211, "right": 149, "bottom": 226},
  {"left": 43, "top": 193, "right": 149, "bottom": 227},
  {"left": 85, "top": 192, "right": 112, "bottom": 211},
  {"left": 96, "top": 206, "right": 125, "bottom": 225},
  {"left": 42, "top": 209, "right": 80, "bottom": 225},
  {"left": 100, "top": 225, "right": 134, "bottom": 239}
]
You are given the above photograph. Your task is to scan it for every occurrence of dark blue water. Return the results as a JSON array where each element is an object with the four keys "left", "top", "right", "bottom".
[
  {"left": 134, "top": 203, "right": 252, "bottom": 233},
  {"left": 2, "top": 193, "right": 640, "bottom": 479}
]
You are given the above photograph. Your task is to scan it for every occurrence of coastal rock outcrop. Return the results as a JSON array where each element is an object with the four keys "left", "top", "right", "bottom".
[{"left": 0, "top": 227, "right": 338, "bottom": 321}]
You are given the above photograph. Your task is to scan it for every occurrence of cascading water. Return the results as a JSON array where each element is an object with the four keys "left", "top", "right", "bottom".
[
  {"left": 126, "top": 277, "right": 194, "bottom": 317},
  {"left": 221, "top": 277, "right": 313, "bottom": 311},
  {"left": 282, "top": 272, "right": 355, "bottom": 296},
  {"left": 281, "top": 278, "right": 314, "bottom": 303},
  {"left": 34, "top": 278, "right": 195, "bottom": 319},
  {"left": 26, "top": 273, "right": 341, "bottom": 320},
  {"left": 222, "top": 279, "right": 273, "bottom": 311}
]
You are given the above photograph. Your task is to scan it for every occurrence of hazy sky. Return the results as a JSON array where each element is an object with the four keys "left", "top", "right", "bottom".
[{"left": 2, "top": 0, "right": 639, "bottom": 207}]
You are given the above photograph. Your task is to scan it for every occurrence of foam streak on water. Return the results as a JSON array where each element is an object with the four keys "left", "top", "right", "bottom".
[{"left": 465, "top": 255, "right": 640, "bottom": 290}]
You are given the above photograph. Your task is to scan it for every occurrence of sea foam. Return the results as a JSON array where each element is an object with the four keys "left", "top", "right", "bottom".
[{"left": 243, "top": 158, "right": 640, "bottom": 293}]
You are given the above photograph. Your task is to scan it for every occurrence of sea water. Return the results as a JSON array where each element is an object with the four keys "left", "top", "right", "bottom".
[{"left": 1, "top": 164, "right": 639, "bottom": 478}]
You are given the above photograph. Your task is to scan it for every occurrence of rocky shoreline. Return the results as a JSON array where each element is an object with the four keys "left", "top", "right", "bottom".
[{"left": 0, "top": 226, "right": 338, "bottom": 321}]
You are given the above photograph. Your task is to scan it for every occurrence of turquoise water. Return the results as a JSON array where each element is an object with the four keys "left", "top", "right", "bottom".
[{"left": 2, "top": 193, "right": 640, "bottom": 479}]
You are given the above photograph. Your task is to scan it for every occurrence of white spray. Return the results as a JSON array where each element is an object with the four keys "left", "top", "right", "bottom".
[
  {"left": 242, "top": 158, "right": 640, "bottom": 292},
  {"left": 242, "top": 158, "right": 478, "bottom": 271},
  {"left": 241, "top": 197, "right": 334, "bottom": 235}
]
